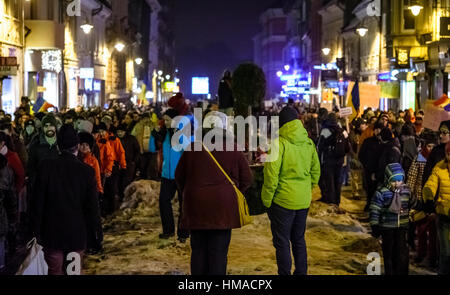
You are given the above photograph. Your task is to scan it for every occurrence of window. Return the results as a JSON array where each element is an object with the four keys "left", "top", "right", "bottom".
[{"left": 403, "top": 0, "right": 415, "bottom": 31}]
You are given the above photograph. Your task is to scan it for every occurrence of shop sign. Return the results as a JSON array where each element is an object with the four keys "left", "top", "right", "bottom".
[
  {"left": 0, "top": 57, "right": 18, "bottom": 76},
  {"left": 440, "top": 17, "right": 450, "bottom": 38},
  {"left": 321, "top": 70, "right": 338, "bottom": 81},
  {"left": 93, "top": 81, "right": 101, "bottom": 92},
  {"left": 37, "top": 86, "right": 46, "bottom": 93},
  {"left": 42, "top": 50, "right": 62, "bottom": 73},
  {"left": 396, "top": 48, "right": 410, "bottom": 68},
  {"left": 377, "top": 72, "right": 391, "bottom": 81},
  {"left": 80, "top": 68, "right": 94, "bottom": 79}
]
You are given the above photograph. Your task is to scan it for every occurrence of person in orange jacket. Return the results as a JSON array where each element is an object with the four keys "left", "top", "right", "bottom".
[
  {"left": 79, "top": 132, "right": 103, "bottom": 194},
  {"left": 78, "top": 131, "right": 104, "bottom": 253},
  {"left": 95, "top": 124, "right": 114, "bottom": 178},
  {"left": 97, "top": 122, "right": 126, "bottom": 215}
]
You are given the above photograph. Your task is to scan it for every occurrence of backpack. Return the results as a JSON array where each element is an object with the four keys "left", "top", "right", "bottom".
[{"left": 326, "top": 129, "right": 349, "bottom": 159}]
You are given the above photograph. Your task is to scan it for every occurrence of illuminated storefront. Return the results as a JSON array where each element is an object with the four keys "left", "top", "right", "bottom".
[{"left": 24, "top": 49, "right": 63, "bottom": 109}]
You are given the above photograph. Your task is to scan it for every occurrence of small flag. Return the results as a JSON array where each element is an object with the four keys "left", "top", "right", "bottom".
[
  {"left": 434, "top": 94, "right": 450, "bottom": 107},
  {"left": 347, "top": 81, "right": 360, "bottom": 122},
  {"left": 32, "top": 97, "right": 55, "bottom": 114}
]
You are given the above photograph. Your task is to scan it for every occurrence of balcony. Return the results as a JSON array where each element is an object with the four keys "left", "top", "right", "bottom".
[{"left": 25, "top": 20, "right": 64, "bottom": 50}]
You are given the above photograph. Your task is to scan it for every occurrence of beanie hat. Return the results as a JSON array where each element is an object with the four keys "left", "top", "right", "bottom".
[
  {"left": 101, "top": 115, "right": 113, "bottom": 125},
  {"left": 380, "top": 128, "right": 394, "bottom": 142},
  {"left": 385, "top": 163, "right": 405, "bottom": 183},
  {"left": 98, "top": 122, "right": 108, "bottom": 131},
  {"left": 421, "top": 131, "right": 438, "bottom": 146},
  {"left": 116, "top": 123, "right": 127, "bottom": 132},
  {"left": 76, "top": 119, "right": 93, "bottom": 134},
  {"left": 279, "top": 106, "right": 299, "bottom": 128},
  {"left": 78, "top": 132, "right": 95, "bottom": 151},
  {"left": 42, "top": 114, "right": 57, "bottom": 127},
  {"left": 163, "top": 108, "right": 179, "bottom": 120},
  {"left": 327, "top": 112, "right": 338, "bottom": 123},
  {"left": 57, "top": 124, "right": 80, "bottom": 151},
  {"left": 168, "top": 93, "right": 189, "bottom": 115},
  {"left": 25, "top": 119, "right": 35, "bottom": 127}
]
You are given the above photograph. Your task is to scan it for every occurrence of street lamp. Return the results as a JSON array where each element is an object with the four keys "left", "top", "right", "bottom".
[
  {"left": 356, "top": 27, "right": 369, "bottom": 37},
  {"left": 284, "top": 65, "right": 290, "bottom": 71},
  {"left": 165, "top": 75, "right": 171, "bottom": 80},
  {"left": 135, "top": 57, "right": 143, "bottom": 65},
  {"left": 114, "top": 42, "right": 125, "bottom": 52},
  {"left": 322, "top": 48, "right": 331, "bottom": 56},
  {"left": 277, "top": 71, "right": 283, "bottom": 77},
  {"left": 158, "top": 70, "right": 163, "bottom": 76},
  {"left": 80, "top": 20, "right": 94, "bottom": 34},
  {"left": 408, "top": 1, "right": 423, "bottom": 16}
]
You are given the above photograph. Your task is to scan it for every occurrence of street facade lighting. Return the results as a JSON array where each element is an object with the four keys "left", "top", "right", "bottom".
[
  {"left": 277, "top": 71, "right": 283, "bottom": 77},
  {"left": 322, "top": 47, "right": 331, "bottom": 56},
  {"left": 158, "top": 70, "right": 163, "bottom": 76},
  {"left": 115, "top": 42, "right": 125, "bottom": 52},
  {"left": 165, "top": 75, "right": 171, "bottom": 80},
  {"left": 357, "top": 27, "right": 368, "bottom": 37},
  {"left": 80, "top": 21, "right": 94, "bottom": 34},
  {"left": 284, "top": 65, "right": 290, "bottom": 71},
  {"left": 408, "top": 1, "right": 423, "bottom": 16},
  {"left": 135, "top": 57, "right": 143, "bottom": 65}
]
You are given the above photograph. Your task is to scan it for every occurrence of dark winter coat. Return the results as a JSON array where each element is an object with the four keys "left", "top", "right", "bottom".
[
  {"left": 175, "top": 140, "right": 253, "bottom": 230},
  {"left": 317, "top": 120, "right": 348, "bottom": 165},
  {"left": 27, "top": 133, "right": 59, "bottom": 182},
  {"left": 423, "top": 143, "right": 446, "bottom": 186},
  {"left": 0, "top": 161, "right": 14, "bottom": 238},
  {"left": 30, "top": 152, "right": 101, "bottom": 251},
  {"left": 119, "top": 133, "right": 140, "bottom": 168},
  {"left": 359, "top": 136, "right": 382, "bottom": 174},
  {"left": 376, "top": 141, "right": 402, "bottom": 185},
  {"left": 218, "top": 78, "right": 234, "bottom": 109}
]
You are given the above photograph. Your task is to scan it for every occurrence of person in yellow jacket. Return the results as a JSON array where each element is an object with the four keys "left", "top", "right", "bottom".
[{"left": 423, "top": 141, "right": 450, "bottom": 275}]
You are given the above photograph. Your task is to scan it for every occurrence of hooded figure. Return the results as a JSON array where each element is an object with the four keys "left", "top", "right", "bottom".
[
  {"left": 261, "top": 106, "right": 320, "bottom": 275},
  {"left": 370, "top": 163, "right": 412, "bottom": 275}
]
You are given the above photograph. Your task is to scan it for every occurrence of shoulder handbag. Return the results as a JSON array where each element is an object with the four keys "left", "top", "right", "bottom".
[{"left": 202, "top": 144, "right": 253, "bottom": 227}]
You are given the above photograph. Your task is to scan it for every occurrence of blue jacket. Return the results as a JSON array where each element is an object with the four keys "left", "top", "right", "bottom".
[{"left": 149, "top": 131, "right": 191, "bottom": 180}]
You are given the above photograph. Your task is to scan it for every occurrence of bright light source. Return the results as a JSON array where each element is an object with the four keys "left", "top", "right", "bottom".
[
  {"left": 284, "top": 65, "right": 290, "bottom": 71},
  {"left": 135, "top": 57, "right": 143, "bottom": 65},
  {"left": 80, "top": 23, "right": 94, "bottom": 34},
  {"left": 277, "top": 71, "right": 283, "bottom": 77},
  {"left": 158, "top": 70, "right": 163, "bottom": 76},
  {"left": 115, "top": 42, "right": 125, "bottom": 52},
  {"left": 409, "top": 5, "right": 423, "bottom": 16},
  {"left": 165, "top": 75, "right": 171, "bottom": 80},
  {"left": 322, "top": 48, "right": 331, "bottom": 56},
  {"left": 175, "top": 78, "right": 180, "bottom": 83},
  {"left": 357, "top": 27, "right": 368, "bottom": 37}
]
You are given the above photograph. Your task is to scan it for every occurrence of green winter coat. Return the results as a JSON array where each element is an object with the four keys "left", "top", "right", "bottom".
[{"left": 261, "top": 120, "right": 321, "bottom": 210}]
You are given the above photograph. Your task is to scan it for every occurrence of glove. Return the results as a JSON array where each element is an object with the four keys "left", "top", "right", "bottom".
[
  {"left": 423, "top": 201, "right": 436, "bottom": 214},
  {"left": 371, "top": 226, "right": 381, "bottom": 238}
]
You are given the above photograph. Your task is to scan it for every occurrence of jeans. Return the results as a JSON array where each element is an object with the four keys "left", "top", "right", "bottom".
[
  {"left": 103, "top": 165, "right": 120, "bottom": 215},
  {"left": 159, "top": 178, "right": 189, "bottom": 239},
  {"left": 268, "top": 203, "right": 308, "bottom": 275},
  {"left": 380, "top": 229, "right": 409, "bottom": 275},
  {"left": 319, "top": 161, "right": 343, "bottom": 205},
  {"left": 190, "top": 230, "right": 232, "bottom": 275},
  {"left": 43, "top": 249, "right": 84, "bottom": 275},
  {"left": 437, "top": 215, "right": 450, "bottom": 275}
]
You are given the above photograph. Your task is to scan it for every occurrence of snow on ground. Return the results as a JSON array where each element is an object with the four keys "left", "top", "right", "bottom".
[{"left": 84, "top": 181, "right": 436, "bottom": 275}]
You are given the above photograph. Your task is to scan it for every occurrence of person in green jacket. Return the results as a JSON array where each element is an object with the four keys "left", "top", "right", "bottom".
[{"left": 262, "top": 106, "right": 321, "bottom": 275}]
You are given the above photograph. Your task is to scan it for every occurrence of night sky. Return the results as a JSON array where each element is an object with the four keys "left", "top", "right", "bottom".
[{"left": 174, "top": 0, "right": 275, "bottom": 101}]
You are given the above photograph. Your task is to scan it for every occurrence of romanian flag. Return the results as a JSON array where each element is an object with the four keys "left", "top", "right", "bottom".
[
  {"left": 346, "top": 81, "right": 361, "bottom": 122},
  {"left": 32, "top": 97, "right": 55, "bottom": 114},
  {"left": 434, "top": 94, "right": 450, "bottom": 107}
]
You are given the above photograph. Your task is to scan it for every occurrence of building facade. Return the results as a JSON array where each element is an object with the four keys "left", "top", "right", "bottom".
[{"left": 0, "top": 0, "right": 25, "bottom": 115}]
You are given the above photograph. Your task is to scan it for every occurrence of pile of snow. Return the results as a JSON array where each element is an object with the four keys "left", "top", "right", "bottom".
[{"left": 120, "top": 180, "right": 161, "bottom": 210}]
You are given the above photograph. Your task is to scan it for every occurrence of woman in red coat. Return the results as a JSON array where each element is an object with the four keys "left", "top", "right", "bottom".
[
  {"left": 175, "top": 112, "right": 252, "bottom": 275},
  {"left": 0, "top": 132, "right": 25, "bottom": 195}
]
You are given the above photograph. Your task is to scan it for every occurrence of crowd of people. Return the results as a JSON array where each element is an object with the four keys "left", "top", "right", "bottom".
[{"left": 0, "top": 89, "right": 449, "bottom": 276}]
